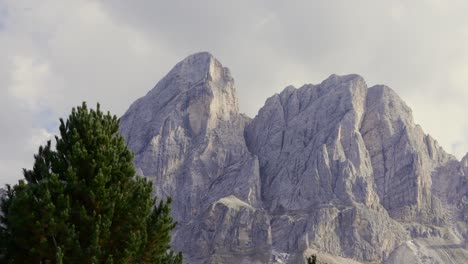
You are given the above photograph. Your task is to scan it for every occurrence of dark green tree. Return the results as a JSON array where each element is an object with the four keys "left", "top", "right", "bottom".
[{"left": 0, "top": 103, "right": 182, "bottom": 264}]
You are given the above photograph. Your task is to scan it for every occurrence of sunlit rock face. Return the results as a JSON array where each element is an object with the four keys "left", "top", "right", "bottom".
[
  {"left": 120, "top": 52, "right": 467, "bottom": 263},
  {"left": 246, "top": 75, "right": 378, "bottom": 211},
  {"left": 119, "top": 52, "right": 266, "bottom": 263}
]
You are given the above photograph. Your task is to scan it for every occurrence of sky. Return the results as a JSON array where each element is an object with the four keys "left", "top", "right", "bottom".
[{"left": 1, "top": 0, "right": 467, "bottom": 185}]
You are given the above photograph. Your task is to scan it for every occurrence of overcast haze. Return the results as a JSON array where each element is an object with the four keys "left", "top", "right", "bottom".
[{"left": 1, "top": 0, "right": 467, "bottom": 185}]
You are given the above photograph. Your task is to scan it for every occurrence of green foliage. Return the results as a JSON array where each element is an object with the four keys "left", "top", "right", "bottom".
[
  {"left": 307, "top": 254, "right": 317, "bottom": 264},
  {"left": 0, "top": 102, "right": 182, "bottom": 264}
]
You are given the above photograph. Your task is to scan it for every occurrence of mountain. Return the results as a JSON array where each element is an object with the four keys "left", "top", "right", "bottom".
[
  {"left": 120, "top": 53, "right": 269, "bottom": 263},
  {"left": 119, "top": 52, "right": 468, "bottom": 264}
]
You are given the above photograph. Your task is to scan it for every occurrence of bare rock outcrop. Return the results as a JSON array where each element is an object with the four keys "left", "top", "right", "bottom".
[
  {"left": 119, "top": 52, "right": 266, "bottom": 262},
  {"left": 120, "top": 52, "right": 467, "bottom": 263},
  {"left": 244, "top": 74, "right": 407, "bottom": 260},
  {"left": 360, "top": 85, "right": 455, "bottom": 224}
]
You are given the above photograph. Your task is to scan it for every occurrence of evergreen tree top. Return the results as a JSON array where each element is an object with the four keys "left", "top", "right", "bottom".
[{"left": 1, "top": 102, "right": 182, "bottom": 264}]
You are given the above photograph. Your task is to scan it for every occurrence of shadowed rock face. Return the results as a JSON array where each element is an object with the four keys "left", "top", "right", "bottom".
[
  {"left": 119, "top": 52, "right": 467, "bottom": 263},
  {"left": 360, "top": 85, "right": 455, "bottom": 223}
]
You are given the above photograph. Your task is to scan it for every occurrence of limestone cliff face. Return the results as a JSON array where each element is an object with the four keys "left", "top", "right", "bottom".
[
  {"left": 120, "top": 52, "right": 260, "bottom": 220},
  {"left": 360, "top": 85, "right": 454, "bottom": 223},
  {"left": 119, "top": 52, "right": 266, "bottom": 263},
  {"left": 120, "top": 53, "right": 467, "bottom": 263},
  {"left": 246, "top": 75, "right": 378, "bottom": 211},
  {"left": 245, "top": 75, "right": 407, "bottom": 261}
]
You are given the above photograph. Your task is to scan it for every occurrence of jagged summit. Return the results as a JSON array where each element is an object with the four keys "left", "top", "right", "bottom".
[
  {"left": 162, "top": 52, "right": 218, "bottom": 81},
  {"left": 320, "top": 73, "right": 364, "bottom": 86},
  {"left": 119, "top": 53, "right": 261, "bottom": 259},
  {"left": 143, "top": 51, "right": 234, "bottom": 99},
  {"left": 277, "top": 74, "right": 365, "bottom": 98},
  {"left": 152, "top": 51, "right": 232, "bottom": 91},
  {"left": 121, "top": 52, "right": 240, "bottom": 152},
  {"left": 119, "top": 53, "right": 467, "bottom": 264}
]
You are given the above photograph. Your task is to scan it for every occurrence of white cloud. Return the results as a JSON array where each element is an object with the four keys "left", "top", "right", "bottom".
[
  {"left": 0, "top": 128, "right": 55, "bottom": 186},
  {"left": 9, "top": 55, "right": 52, "bottom": 107},
  {"left": 30, "top": 128, "right": 53, "bottom": 148}
]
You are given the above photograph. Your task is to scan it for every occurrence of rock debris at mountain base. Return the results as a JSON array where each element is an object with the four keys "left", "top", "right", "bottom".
[{"left": 119, "top": 52, "right": 468, "bottom": 264}]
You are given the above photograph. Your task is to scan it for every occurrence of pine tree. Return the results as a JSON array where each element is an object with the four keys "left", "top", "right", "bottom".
[{"left": 0, "top": 103, "right": 182, "bottom": 264}]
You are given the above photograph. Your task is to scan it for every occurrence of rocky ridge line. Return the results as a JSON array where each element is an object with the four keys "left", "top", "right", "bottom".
[{"left": 119, "top": 52, "right": 467, "bottom": 264}]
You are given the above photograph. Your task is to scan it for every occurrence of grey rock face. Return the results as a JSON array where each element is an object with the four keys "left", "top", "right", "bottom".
[
  {"left": 119, "top": 52, "right": 266, "bottom": 262},
  {"left": 246, "top": 75, "right": 378, "bottom": 211},
  {"left": 175, "top": 196, "right": 272, "bottom": 264},
  {"left": 120, "top": 52, "right": 260, "bottom": 220},
  {"left": 360, "top": 85, "right": 454, "bottom": 223},
  {"left": 120, "top": 52, "right": 467, "bottom": 263},
  {"left": 245, "top": 75, "right": 407, "bottom": 261}
]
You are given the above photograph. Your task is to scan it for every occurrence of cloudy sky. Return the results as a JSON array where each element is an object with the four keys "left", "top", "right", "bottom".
[{"left": 1, "top": 0, "right": 467, "bottom": 185}]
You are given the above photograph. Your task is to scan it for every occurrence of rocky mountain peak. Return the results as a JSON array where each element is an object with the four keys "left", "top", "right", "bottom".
[
  {"left": 119, "top": 53, "right": 262, "bottom": 252},
  {"left": 172, "top": 51, "right": 216, "bottom": 77},
  {"left": 246, "top": 74, "right": 377, "bottom": 210},
  {"left": 320, "top": 73, "right": 365, "bottom": 88},
  {"left": 365, "top": 85, "right": 415, "bottom": 129},
  {"left": 119, "top": 53, "right": 467, "bottom": 264},
  {"left": 150, "top": 51, "right": 229, "bottom": 91},
  {"left": 120, "top": 52, "right": 240, "bottom": 151}
]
